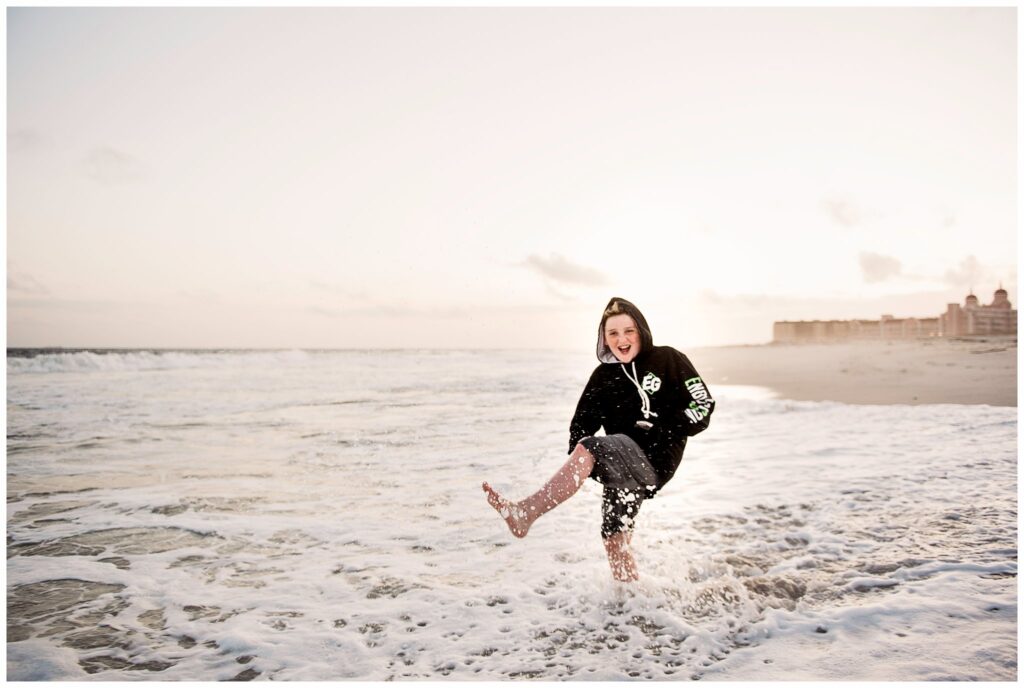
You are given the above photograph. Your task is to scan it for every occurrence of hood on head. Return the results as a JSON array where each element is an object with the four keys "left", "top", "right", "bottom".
[{"left": 596, "top": 297, "right": 654, "bottom": 363}]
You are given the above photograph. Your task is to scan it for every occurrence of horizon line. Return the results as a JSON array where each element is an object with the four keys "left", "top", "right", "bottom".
[{"left": 5, "top": 341, "right": 773, "bottom": 353}]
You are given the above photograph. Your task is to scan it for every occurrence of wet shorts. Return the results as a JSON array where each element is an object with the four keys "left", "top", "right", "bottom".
[{"left": 578, "top": 434, "right": 659, "bottom": 539}]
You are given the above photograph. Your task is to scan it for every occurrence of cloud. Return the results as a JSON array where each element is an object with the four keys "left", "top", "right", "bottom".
[
  {"left": 822, "top": 197, "right": 864, "bottom": 228},
  {"left": 7, "top": 297, "right": 149, "bottom": 313},
  {"left": 309, "top": 281, "right": 370, "bottom": 300},
  {"left": 822, "top": 195, "right": 889, "bottom": 229},
  {"left": 82, "top": 146, "right": 146, "bottom": 184},
  {"left": 943, "top": 255, "right": 984, "bottom": 287},
  {"left": 8, "top": 128, "right": 44, "bottom": 154},
  {"left": 308, "top": 305, "right": 354, "bottom": 318},
  {"left": 543, "top": 282, "right": 581, "bottom": 303},
  {"left": 523, "top": 253, "right": 608, "bottom": 287},
  {"left": 859, "top": 252, "right": 902, "bottom": 283},
  {"left": 7, "top": 270, "right": 49, "bottom": 296}
]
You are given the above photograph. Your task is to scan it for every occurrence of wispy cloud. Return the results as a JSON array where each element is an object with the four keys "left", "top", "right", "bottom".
[
  {"left": 859, "top": 251, "right": 902, "bottom": 283},
  {"left": 523, "top": 253, "right": 608, "bottom": 287},
  {"left": 309, "top": 281, "right": 371, "bottom": 301},
  {"left": 7, "top": 297, "right": 150, "bottom": 312},
  {"left": 7, "top": 269, "right": 49, "bottom": 296},
  {"left": 943, "top": 255, "right": 984, "bottom": 287},
  {"left": 8, "top": 128, "right": 45, "bottom": 154},
  {"left": 308, "top": 305, "right": 356, "bottom": 318},
  {"left": 822, "top": 197, "right": 864, "bottom": 228},
  {"left": 82, "top": 146, "right": 146, "bottom": 185},
  {"left": 822, "top": 195, "right": 887, "bottom": 229},
  {"left": 542, "top": 282, "right": 581, "bottom": 303}
]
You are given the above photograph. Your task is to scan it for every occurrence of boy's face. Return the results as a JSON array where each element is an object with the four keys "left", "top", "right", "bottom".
[{"left": 604, "top": 314, "right": 641, "bottom": 363}]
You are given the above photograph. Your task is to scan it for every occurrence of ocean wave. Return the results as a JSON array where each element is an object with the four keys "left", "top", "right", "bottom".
[{"left": 6, "top": 349, "right": 313, "bottom": 374}]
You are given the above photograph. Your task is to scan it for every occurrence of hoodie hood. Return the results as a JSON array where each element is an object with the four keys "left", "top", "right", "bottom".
[{"left": 596, "top": 297, "right": 654, "bottom": 364}]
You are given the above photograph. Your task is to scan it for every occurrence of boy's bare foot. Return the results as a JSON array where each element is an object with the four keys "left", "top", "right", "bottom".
[{"left": 482, "top": 482, "right": 531, "bottom": 538}]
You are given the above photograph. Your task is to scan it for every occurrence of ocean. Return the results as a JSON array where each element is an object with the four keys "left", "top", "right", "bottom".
[{"left": 6, "top": 348, "right": 1017, "bottom": 680}]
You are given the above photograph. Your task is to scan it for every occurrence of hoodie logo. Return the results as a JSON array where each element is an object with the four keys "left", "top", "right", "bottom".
[
  {"left": 641, "top": 372, "right": 661, "bottom": 394},
  {"left": 685, "top": 376, "right": 713, "bottom": 423}
]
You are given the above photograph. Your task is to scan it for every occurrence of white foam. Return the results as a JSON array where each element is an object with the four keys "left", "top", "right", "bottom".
[
  {"left": 6, "top": 639, "right": 88, "bottom": 680},
  {"left": 5, "top": 350, "right": 1017, "bottom": 680},
  {"left": 7, "top": 349, "right": 314, "bottom": 374}
]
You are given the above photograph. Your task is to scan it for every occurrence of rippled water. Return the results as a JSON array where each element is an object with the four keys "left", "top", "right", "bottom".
[{"left": 6, "top": 349, "right": 1017, "bottom": 680}]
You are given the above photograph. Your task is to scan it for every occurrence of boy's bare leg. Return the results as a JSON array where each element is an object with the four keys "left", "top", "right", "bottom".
[
  {"left": 603, "top": 531, "right": 639, "bottom": 582},
  {"left": 483, "top": 443, "right": 595, "bottom": 538}
]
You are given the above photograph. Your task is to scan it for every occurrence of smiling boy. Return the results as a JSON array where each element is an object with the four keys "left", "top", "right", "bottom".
[{"left": 484, "top": 297, "right": 715, "bottom": 582}]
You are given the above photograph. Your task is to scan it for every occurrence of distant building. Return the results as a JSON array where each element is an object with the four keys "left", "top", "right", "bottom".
[
  {"left": 773, "top": 316, "right": 939, "bottom": 343},
  {"left": 773, "top": 287, "right": 1016, "bottom": 343},
  {"left": 939, "top": 286, "right": 1017, "bottom": 336}
]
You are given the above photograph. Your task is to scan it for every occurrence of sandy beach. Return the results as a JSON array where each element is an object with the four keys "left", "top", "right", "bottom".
[{"left": 691, "top": 337, "right": 1017, "bottom": 407}]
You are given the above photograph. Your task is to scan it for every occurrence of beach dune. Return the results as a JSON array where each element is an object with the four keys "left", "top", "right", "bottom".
[{"left": 691, "top": 337, "right": 1017, "bottom": 407}]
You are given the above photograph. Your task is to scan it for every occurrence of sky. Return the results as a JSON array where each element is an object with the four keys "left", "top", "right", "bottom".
[{"left": 6, "top": 6, "right": 1018, "bottom": 349}]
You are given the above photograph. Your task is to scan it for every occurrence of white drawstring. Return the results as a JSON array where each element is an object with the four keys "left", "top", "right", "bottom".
[{"left": 621, "top": 362, "right": 659, "bottom": 420}]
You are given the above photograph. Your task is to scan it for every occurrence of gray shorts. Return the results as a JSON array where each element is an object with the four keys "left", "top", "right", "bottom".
[{"left": 579, "top": 434, "right": 659, "bottom": 539}]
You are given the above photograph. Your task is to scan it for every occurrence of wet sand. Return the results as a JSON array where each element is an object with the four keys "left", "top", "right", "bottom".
[{"left": 691, "top": 337, "right": 1017, "bottom": 406}]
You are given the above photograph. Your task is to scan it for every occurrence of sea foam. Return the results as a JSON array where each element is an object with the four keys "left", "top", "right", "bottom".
[
  {"left": 6, "top": 349, "right": 1017, "bottom": 680},
  {"left": 6, "top": 349, "right": 314, "bottom": 374}
]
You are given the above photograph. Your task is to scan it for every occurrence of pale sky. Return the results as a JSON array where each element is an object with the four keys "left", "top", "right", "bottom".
[{"left": 6, "top": 6, "right": 1018, "bottom": 349}]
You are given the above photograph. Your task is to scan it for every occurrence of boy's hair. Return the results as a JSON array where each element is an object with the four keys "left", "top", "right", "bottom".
[{"left": 603, "top": 300, "right": 626, "bottom": 318}]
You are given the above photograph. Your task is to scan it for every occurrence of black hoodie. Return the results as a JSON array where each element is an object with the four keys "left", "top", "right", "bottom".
[{"left": 569, "top": 297, "right": 714, "bottom": 494}]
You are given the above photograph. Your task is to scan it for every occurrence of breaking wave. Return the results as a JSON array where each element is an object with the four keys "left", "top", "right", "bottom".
[{"left": 6, "top": 349, "right": 314, "bottom": 374}]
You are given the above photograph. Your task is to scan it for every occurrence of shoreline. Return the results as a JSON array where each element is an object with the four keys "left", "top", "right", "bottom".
[{"left": 690, "top": 337, "right": 1017, "bottom": 407}]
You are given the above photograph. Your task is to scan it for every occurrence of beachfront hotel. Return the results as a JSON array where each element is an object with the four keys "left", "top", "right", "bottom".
[
  {"left": 939, "top": 286, "right": 1016, "bottom": 337},
  {"left": 773, "top": 287, "right": 1017, "bottom": 342}
]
